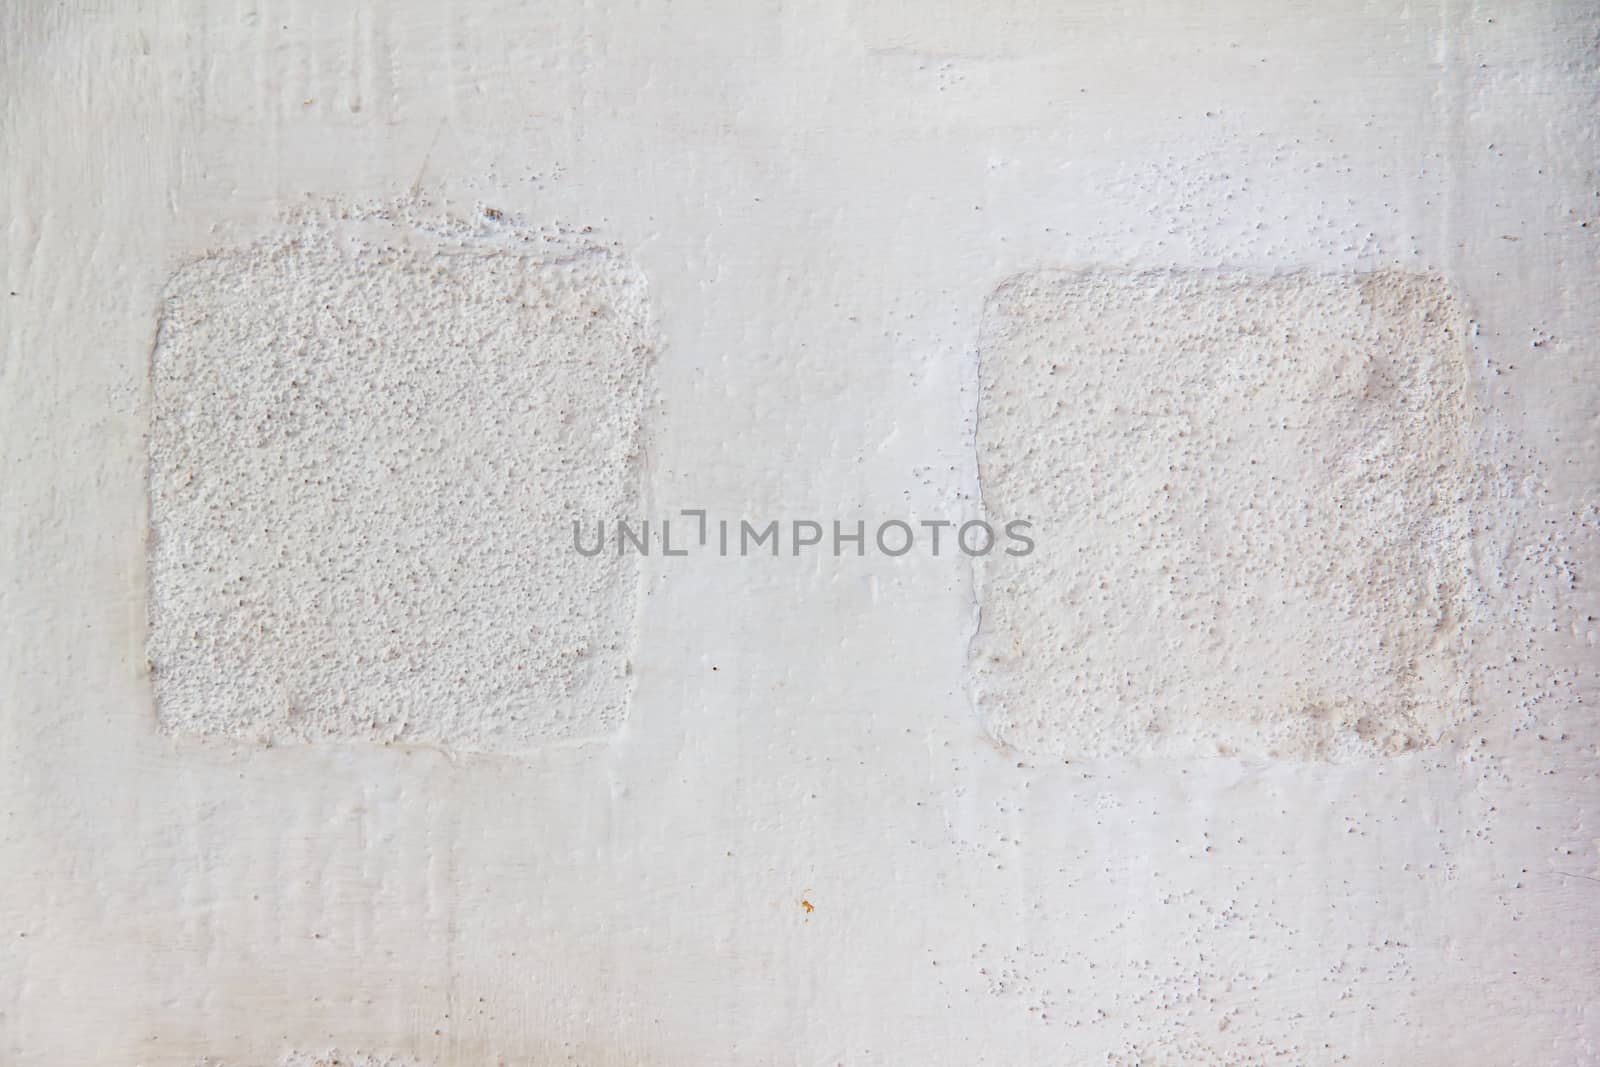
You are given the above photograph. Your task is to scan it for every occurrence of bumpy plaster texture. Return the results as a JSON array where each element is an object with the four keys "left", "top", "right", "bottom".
[
  {"left": 194, "top": 1054, "right": 432, "bottom": 1067},
  {"left": 148, "top": 203, "right": 653, "bottom": 752},
  {"left": 971, "top": 269, "right": 1484, "bottom": 760},
  {"left": 278, "top": 1053, "right": 429, "bottom": 1067}
]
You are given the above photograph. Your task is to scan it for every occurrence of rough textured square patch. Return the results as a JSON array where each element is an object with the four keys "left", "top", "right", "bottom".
[
  {"left": 971, "top": 269, "right": 1483, "bottom": 760},
  {"left": 148, "top": 204, "right": 653, "bottom": 751}
]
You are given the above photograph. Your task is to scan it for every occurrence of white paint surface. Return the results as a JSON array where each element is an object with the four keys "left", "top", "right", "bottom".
[{"left": 2, "top": 2, "right": 1598, "bottom": 1064}]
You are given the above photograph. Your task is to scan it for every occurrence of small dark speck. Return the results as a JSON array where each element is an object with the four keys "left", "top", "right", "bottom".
[{"left": 483, "top": 207, "right": 504, "bottom": 220}]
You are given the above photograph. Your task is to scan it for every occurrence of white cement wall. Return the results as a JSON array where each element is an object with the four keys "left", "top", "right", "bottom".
[{"left": 2, "top": 2, "right": 1597, "bottom": 1064}]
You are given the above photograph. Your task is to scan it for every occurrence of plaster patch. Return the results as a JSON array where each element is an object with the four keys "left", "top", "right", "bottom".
[
  {"left": 148, "top": 203, "right": 653, "bottom": 752},
  {"left": 279, "top": 1053, "right": 429, "bottom": 1067},
  {"left": 971, "top": 269, "right": 1483, "bottom": 760},
  {"left": 1106, "top": 1038, "right": 1296, "bottom": 1066}
]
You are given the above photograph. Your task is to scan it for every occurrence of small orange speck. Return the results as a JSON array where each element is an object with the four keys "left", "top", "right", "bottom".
[{"left": 801, "top": 900, "right": 814, "bottom": 913}]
